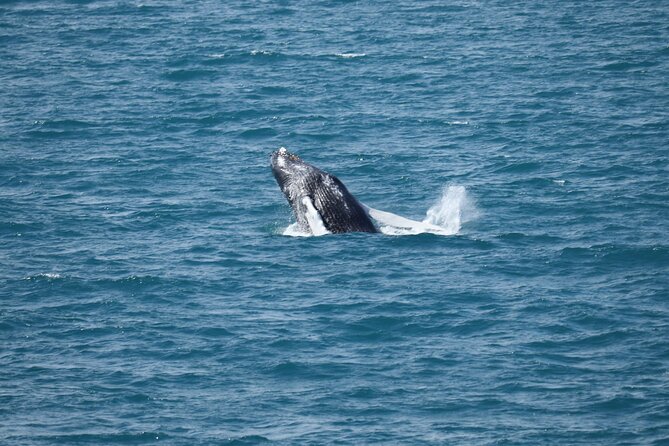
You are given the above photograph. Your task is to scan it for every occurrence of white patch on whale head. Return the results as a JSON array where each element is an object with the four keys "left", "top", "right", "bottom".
[{"left": 275, "top": 147, "right": 287, "bottom": 168}]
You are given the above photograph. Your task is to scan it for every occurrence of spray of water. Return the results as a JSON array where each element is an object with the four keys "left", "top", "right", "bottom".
[
  {"left": 423, "top": 185, "right": 479, "bottom": 235},
  {"left": 282, "top": 222, "right": 311, "bottom": 237}
]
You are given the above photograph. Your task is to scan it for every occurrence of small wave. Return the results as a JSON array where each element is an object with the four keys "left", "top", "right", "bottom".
[
  {"left": 222, "top": 435, "right": 270, "bottom": 445},
  {"left": 335, "top": 53, "right": 366, "bottom": 59},
  {"left": 163, "top": 69, "right": 217, "bottom": 81},
  {"left": 25, "top": 432, "right": 166, "bottom": 443},
  {"left": 239, "top": 127, "right": 278, "bottom": 139},
  {"left": 250, "top": 50, "right": 276, "bottom": 57},
  {"left": 24, "top": 272, "right": 63, "bottom": 281},
  {"left": 33, "top": 119, "right": 95, "bottom": 129}
]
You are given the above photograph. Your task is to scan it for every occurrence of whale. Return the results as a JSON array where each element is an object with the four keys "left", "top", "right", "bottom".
[{"left": 270, "top": 147, "right": 378, "bottom": 234}]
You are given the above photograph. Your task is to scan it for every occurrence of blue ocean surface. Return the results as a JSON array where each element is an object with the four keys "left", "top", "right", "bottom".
[{"left": 1, "top": 1, "right": 668, "bottom": 444}]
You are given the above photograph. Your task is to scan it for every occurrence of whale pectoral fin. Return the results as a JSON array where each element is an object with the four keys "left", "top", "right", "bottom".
[
  {"left": 361, "top": 204, "right": 419, "bottom": 229},
  {"left": 361, "top": 203, "right": 451, "bottom": 235},
  {"left": 301, "top": 196, "right": 331, "bottom": 236}
]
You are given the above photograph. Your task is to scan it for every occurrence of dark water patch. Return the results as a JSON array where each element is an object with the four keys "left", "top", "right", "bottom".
[
  {"left": 10, "top": 431, "right": 168, "bottom": 444},
  {"left": 529, "top": 329, "right": 637, "bottom": 351},
  {"left": 507, "top": 176, "right": 569, "bottom": 188},
  {"left": 412, "top": 4, "right": 469, "bottom": 14},
  {"left": 493, "top": 161, "right": 543, "bottom": 174},
  {"left": 600, "top": 244, "right": 668, "bottom": 264},
  {"left": 414, "top": 355, "right": 459, "bottom": 370},
  {"left": 265, "top": 360, "right": 349, "bottom": 381},
  {"left": 588, "top": 395, "right": 649, "bottom": 413},
  {"left": 596, "top": 59, "right": 659, "bottom": 72},
  {"left": 452, "top": 318, "right": 503, "bottom": 337},
  {"left": 221, "top": 435, "right": 270, "bottom": 445},
  {"left": 49, "top": 275, "right": 202, "bottom": 299},
  {"left": 497, "top": 232, "right": 564, "bottom": 245},
  {"left": 24, "top": 119, "right": 100, "bottom": 138},
  {"left": 301, "top": 301, "right": 369, "bottom": 315},
  {"left": 558, "top": 244, "right": 669, "bottom": 267},
  {"left": 287, "top": 130, "right": 339, "bottom": 143},
  {"left": 337, "top": 325, "right": 405, "bottom": 343},
  {"left": 0, "top": 33, "right": 28, "bottom": 45},
  {"left": 163, "top": 69, "right": 218, "bottom": 82},
  {"left": 270, "top": 7, "right": 295, "bottom": 16},
  {"left": 258, "top": 85, "right": 291, "bottom": 95},
  {"left": 533, "top": 87, "right": 582, "bottom": 99},
  {"left": 354, "top": 314, "right": 410, "bottom": 332},
  {"left": 239, "top": 127, "right": 278, "bottom": 140}
]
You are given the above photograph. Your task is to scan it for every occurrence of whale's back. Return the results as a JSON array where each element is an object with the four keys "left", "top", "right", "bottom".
[{"left": 312, "top": 173, "right": 378, "bottom": 234}]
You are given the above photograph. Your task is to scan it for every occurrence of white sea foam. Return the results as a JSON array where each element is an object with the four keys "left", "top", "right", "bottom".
[
  {"left": 25, "top": 272, "right": 62, "bottom": 280},
  {"left": 283, "top": 223, "right": 311, "bottom": 237},
  {"left": 336, "top": 53, "right": 366, "bottom": 58}
]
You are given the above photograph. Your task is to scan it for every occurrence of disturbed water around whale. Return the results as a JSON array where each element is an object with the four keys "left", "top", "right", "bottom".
[{"left": 2, "top": 1, "right": 669, "bottom": 444}]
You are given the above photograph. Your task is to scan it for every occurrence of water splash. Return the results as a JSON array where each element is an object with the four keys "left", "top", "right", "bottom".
[
  {"left": 423, "top": 185, "right": 479, "bottom": 235},
  {"left": 283, "top": 223, "right": 311, "bottom": 237}
]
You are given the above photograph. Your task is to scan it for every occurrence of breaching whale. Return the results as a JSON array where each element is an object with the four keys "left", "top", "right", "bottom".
[
  {"left": 270, "top": 147, "right": 463, "bottom": 236},
  {"left": 270, "top": 147, "right": 378, "bottom": 234}
]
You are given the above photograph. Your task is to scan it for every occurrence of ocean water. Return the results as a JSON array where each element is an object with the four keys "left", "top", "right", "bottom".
[{"left": 1, "top": 0, "right": 669, "bottom": 444}]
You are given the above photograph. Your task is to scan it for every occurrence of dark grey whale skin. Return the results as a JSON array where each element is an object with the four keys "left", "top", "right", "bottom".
[{"left": 270, "top": 149, "right": 378, "bottom": 234}]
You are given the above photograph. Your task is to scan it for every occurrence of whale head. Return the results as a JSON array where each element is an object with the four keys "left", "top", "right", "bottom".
[
  {"left": 270, "top": 148, "right": 378, "bottom": 234},
  {"left": 270, "top": 147, "right": 311, "bottom": 195}
]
